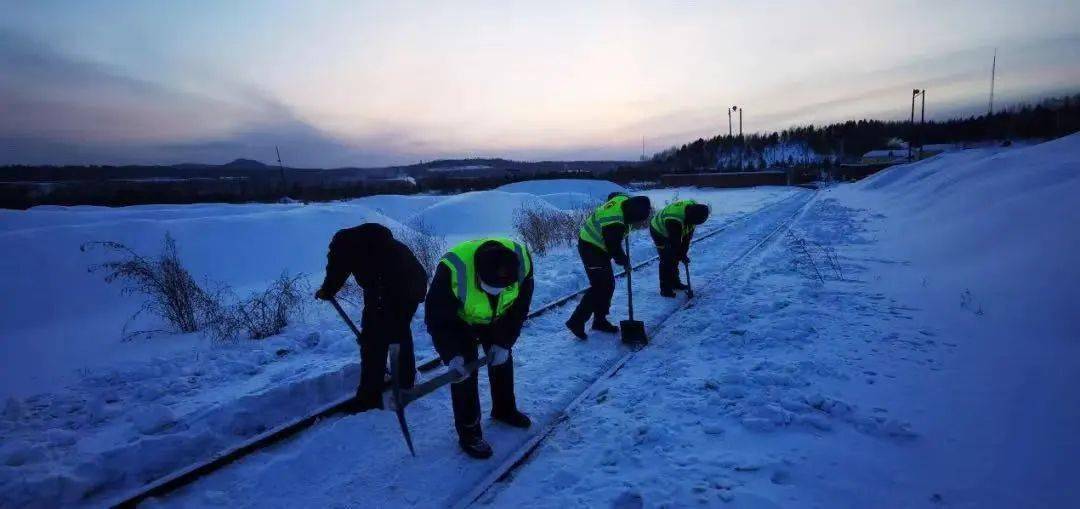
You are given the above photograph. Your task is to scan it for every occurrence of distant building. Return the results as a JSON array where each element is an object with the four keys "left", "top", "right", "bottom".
[
  {"left": 860, "top": 149, "right": 909, "bottom": 164},
  {"left": 860, "top": 143, "right": 959, "bottom": 164}
]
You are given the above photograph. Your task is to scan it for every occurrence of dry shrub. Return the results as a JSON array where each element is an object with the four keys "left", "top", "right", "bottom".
[
  {"left": 82, "top": 233, "right": 216, "bottom": 339},
  {"left": 232, "top": 272, "right": 309, "bottom": 339},
  {"left": 513, "top": 200, "right": 595, "bottom": 256},
  {"left": 393, "top": 216, "right": 446, "bottom": 280},
  {"left": 84, "top": 233, "right": 308, "bottom": 341}
]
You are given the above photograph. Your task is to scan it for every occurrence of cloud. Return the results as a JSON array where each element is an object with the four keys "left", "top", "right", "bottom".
[{"left": 0, "top": 30, "right": 410, "bottom": 167}]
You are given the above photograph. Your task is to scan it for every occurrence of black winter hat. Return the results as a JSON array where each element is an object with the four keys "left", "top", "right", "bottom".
[
  {"left": 685, "top": 204, "right": 710, "bottom": 225},
  {"left": 621, "top": 195, "right": 652, "bottom": 223},
  {"left": 476, "top": 241, "right": 519, "bottom": 288},
  {"left": 352, "top": 223, "right": 394, "bottom": 245}
]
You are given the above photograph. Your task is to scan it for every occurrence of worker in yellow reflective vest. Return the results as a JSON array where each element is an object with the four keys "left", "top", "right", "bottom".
[
  {"left": 425, "top": 238, "right": 534, "bottom": 459},
  {"left": 565, "top": 192, "right": 652, "bottom": 340},
  {"left": 650, "top": 199, "right": 710, "bottom": 296}
]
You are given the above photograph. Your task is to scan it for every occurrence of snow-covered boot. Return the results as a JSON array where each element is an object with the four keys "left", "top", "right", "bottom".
[
  {"left": 566, "top": 317, "right": 588, "bottom": 340},
  {"left": 591, "top": 316, "right": 619, "bottom": 333},
  {"left": 459, "top": 434, "right": 493, "bottom": 459},
  {"left": 492, "top": 408, "right": 532, "bottom": 428}
]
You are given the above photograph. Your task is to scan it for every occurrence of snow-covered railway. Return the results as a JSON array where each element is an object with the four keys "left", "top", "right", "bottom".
[
  {"left": 109, "top": 190, "right": 812, "bottom": 507},
  {"left": 149, "top": 190, "right": 815, "bottom": 508},
  {"left": 453, "top": 191, "right": 816, "bottom": 508}
]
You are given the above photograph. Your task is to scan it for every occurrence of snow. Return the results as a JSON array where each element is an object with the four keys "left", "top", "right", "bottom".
[
  {"left": 0, "top": 179, "right": 795, "bottom": 507},
  {"left": 4, "top": 130, "right": 1078, "bottom": 508}
]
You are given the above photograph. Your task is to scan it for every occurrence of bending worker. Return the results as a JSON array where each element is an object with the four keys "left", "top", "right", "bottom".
[
  {"left": 650, "top": 199, "right": 710, "bottom": 297},
  {"left": 425, "top": 238, "right": 535, "bottom": 459},
  {"left": 315, "top": 223, "right": 428, "bottom": 413},
  {"left": 565, "top": 192, "right": 652, "bottom": 340}
]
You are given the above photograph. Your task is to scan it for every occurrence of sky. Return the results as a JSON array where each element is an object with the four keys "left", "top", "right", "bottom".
[{"left": 1, "top": 0, "right": 1078, "bottom": 167}]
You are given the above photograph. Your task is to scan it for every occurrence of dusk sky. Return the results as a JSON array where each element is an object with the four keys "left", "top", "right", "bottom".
[{"left": 2, "top": 0, "right": 1078, "bottom": 167}]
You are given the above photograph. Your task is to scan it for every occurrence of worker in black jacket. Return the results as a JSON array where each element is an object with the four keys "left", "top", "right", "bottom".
[
  {"left": 565, "top": 192, "right": 652, "bottom": 340},
  {"left": 649, "top": 200, "right": 710, "bottom": 296},
  {"left": 425, "top": 238, "right": 534, "bottom": 459},
  {"left": 315, "top": 223, "right": 428, "bottom": 413}
]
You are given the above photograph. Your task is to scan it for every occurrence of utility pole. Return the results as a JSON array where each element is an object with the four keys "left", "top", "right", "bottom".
[
  {"left": 727, "top": 108, "right": 733, "bottom": 137},
  {"left": 909, "top": 90, "right": 919, "bottom": 160},
  {"left": 919, "top": 90, "right": 927, "bottom": 159},
  {"left": 738, "top": 107, "right": 744, "bottom": 170},
  {"left": 641, "top": 136, "right": 645, "bottom": 161},
  {"left": 989, "top": 48, "right": 997, "bottom": 116},
  {"left": 275, "top": 146, "right": 287, "bottom": 200}
]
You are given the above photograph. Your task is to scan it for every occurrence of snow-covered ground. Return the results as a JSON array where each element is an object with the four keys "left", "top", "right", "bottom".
[
  {"left": 482, "top": 136, "right": 1080, "bottom": 508},
  {"left": 4, "top": 133, "right": 1078, "bottom": 507},
  {"left": 0, "top": 179, "right": 796, "bottom": 507}
]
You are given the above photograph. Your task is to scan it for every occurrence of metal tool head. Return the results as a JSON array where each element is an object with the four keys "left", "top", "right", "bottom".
[{"left": 620, "top": 319, "right": 647, "bottom": 345}]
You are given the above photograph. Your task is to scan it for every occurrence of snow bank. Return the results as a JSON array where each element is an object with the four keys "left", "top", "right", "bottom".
[
  {"left": 495, "top": 179, "right": 624, "bottom": 200},
  {"left": 408, "top": 190, "right": 562, "bottom": 236},
  {"left": 844, "top": 134, "right": 1080, "bottom": 340}
]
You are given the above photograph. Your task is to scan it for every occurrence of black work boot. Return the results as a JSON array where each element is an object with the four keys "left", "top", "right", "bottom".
[
  {"left": 673, "top": 281, "right": 689, "bottom": 291},
  {"left": 566, "top": 317, "right": 588, "bottom": 340},
  {"left": 492, "top": 408, "right": 532, "bottom": 429},
  {"left": 591, "top": 316, "right": 619, "bottom": 333},
  {"left": 458, "top": 424, "right": 493, "bottom": 459},
  {"left": 660, "top": 289, "right": 677, "bottom": 298},
  {"left": 459, "top": 436, "right": 493, "bottom": 459}
]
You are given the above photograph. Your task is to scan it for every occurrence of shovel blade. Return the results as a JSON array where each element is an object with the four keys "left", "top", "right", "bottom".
[{"left": 620, "top": 320, "right": 647, "bottom": 345}]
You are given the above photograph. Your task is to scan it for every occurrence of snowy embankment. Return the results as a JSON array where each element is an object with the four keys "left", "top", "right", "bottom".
[
  {"left": 0, "top": 179, "right": 796, "bottom": 506},
  {"left": 483, "top": 136, "right": 1080, "bottom": 508}
]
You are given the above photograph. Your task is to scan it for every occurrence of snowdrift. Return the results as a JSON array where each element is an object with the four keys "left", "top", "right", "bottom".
[
  {"left": 846, "top": 133, "right": 1080, "bottom": 339},
  {"left": 495, "top": 179, "right": 623, "bottom": 200}
]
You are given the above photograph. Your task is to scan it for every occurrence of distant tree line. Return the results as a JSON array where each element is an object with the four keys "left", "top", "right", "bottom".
[{"left": 633, "top": 93, "right": 1080, "bottom": 175}]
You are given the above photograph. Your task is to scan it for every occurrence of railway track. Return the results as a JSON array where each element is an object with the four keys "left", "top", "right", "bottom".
[{"left": 451, "top": 191, "right": 816, "bottom": 508}]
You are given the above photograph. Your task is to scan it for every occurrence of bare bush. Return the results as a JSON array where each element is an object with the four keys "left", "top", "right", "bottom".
[
  {"left": 206, "top": 273, "right": 309, "bottom": 341},
  {"left": 233, "top": 272, "right": 309, "bottom": 339},
  {"left": 334, "top": 279, "right": 364, "bottom": 308},
  {"left": 82, "top": 233, "right": 217, "bottom": 339},
  {"left": 513, "top": 200, "right": 594, "bottom": 256},
  {"left": 393, "top": 216, "right": 446, "bottom": 280},
  {"left": 84, "top": 233, "right": 308, "bottom": 342}
]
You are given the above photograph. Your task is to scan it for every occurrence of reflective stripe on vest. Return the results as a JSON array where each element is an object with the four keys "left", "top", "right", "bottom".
[
  {"left": 439, "top": 237, "right": 532, "bottom": 325},
  {"left": 650, "top": 199, "right": 697, "bottom": 239},
  {"left": 579, "top": 195, "right": 628, "bottom": 251}
]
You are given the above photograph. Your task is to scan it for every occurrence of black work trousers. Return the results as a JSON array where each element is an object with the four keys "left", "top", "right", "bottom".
[
  {"left": 569, "top": 240, "right": 616, "bottom": 324},
  {"left": 449, "top": 333, "right": 517, "bottom": 441},
  {"left": 650, "top": 228, "right": 683, "bottom": 293},
  {"left": 355, "top": 300, "right": 418, "bottom": 410}
]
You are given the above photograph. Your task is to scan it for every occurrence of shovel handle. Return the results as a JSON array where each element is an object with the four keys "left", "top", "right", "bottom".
[
  {"left": 624, "top": 235, "right": 634, "bottom": 321},
  {"left": 329, "top": 297, "right": 363, "bottom": 345}
]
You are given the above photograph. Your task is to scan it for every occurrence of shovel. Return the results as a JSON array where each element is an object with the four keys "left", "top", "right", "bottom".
[
  {"left": 389, "top": 353, "right": 491, "bottom": 456},
  {"left": 683, "top": 260, "right": 694, "bottom": 299},
  {"left": 620, "top": 235, "right": 647, "bottom": 345}
]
